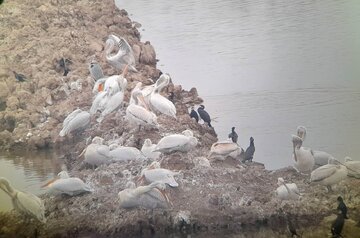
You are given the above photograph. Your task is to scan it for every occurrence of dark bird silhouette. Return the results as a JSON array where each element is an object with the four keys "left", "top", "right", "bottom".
[
  {"left": 331, "top": 213, "right": 344, "bottom": 238},
  {"left": 12, "top": 71, "right": 26, "bottom": 82},
  {"left": 197, "top": 105, "right": 211, "bottom": 127},
  {"left": 287, "top": 217, "right": 300, "bottom": 237},
  {"left": 243, "top": 137, "right": 255, "bottom": 162},
  {"left": 337, "top": 196, "right": 348, "bottom": 219},
  {"left": 59, "top": 58, "right": 72, "bottom": 76},
  {"left": 228, "top": 127, "right": 238, "bottom": 143},
  {"left": 189, "top": 106, "right": 199, "bottom": 122}
]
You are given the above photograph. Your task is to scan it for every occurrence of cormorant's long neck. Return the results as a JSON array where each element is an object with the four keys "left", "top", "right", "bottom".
[{"left": 250, "top": 141, "right": 254, "bottom": 147}]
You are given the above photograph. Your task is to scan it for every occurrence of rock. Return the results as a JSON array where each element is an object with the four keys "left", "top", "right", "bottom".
[{"left": 139, "top": 41, "right": 156, "bottom": 65}]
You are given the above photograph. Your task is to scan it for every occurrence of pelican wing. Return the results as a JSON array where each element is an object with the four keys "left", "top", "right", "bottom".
[
  {"left": 150, "top": 93, "right": 176, "bottom": 118},
  {"left": 138, "top": 189, "right": 168, "bottom": 209},
  {"left": 155, "top": 135, "right": 190, "bottom": 152},
  {"left": 104, "top": 75, "right": 121, "bottom": 95},
  {"left": 126, "top": 104, "right": 158, "bottom": 126},
  {"left": 51, "top": 178, "right": 92, "bottom": 196},
  {"left": 211, "top": 141, "right": 239, "bottom": 155},
  {"left": 62, "top": 109, "right": 82, "bottom": 127},
  {"left": 100, "top": 91, "right": 124, "bottom": 118},
  {"left": 15, "top": 191, "right": 46, "bottom": 222},
  {"left": 143, "top": 169, "right": 179, "bottom": 187},
  {"left": 90, "top": 91, "right": 108, "bottom": 114},
  {"left": 110, "top": 147, "right": 144, "bottom": 161},
  {"left": 311, "top": 164, "right": 337, "bottom": 182},
  {"left": 60, "top": 111, "right": 90, "bottom": 136}
]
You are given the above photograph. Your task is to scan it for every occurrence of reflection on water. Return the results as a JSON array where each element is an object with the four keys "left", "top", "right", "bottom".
[
  {"left": 118, "top": 0, "right": 360, "bottom": 169},
  {"left": 0, "top": 151, "right": 62, "bottom": 212}
]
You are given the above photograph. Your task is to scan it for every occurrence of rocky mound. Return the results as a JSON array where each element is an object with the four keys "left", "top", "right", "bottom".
[{"left": 0, "top": 0, "right": 359, "bottom": 238}]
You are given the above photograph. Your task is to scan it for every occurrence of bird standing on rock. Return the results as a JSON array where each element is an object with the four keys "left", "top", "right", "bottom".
[
  {"left": 331, "top": 212, "right": 344, "bottom": 238},
  {"left": 243, "top": 137, "right": 255, "bottom": 162},
  {"left": 58, "top": 58, "right": 71, "bottom": 76},
  {"left": 197, "top": 105, "right": 212, "bottom": 127},
  {"left": 228, "top": 127, "right": 238, "bottom": 143},
  {"left": 337, "top": 196, "right": 348, "bottom": 219},
  {"left": 12, "top": 71, "right": 27, "bottom": 82},
  {"left": 189, "top": 106, "right": 199, "bottom": 122}
]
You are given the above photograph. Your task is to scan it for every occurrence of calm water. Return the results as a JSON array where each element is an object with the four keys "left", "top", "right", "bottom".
[
  {"left": 2, "top": 0, "right": 360, "bottom": 212},
  {"left": 117, "top": 0, "right": 360, "bottom": 169},
  {"left": 0, "top": 151, "right": 61, "bottom": 212}
]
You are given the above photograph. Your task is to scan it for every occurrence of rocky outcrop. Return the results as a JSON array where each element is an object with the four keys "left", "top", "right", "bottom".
[{"left": 0, "top": 0, "right": 359, "bottom": 238}]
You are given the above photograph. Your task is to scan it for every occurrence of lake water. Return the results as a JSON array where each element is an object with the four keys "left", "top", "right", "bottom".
[
  {"left": 1, "top": 0, "right": 360, "bottom": 212},
  {"left": 117, "top": 0, "right": 360, "bottom": 169}
]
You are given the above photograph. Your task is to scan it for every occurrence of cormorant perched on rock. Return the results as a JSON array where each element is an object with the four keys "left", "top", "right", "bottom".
[
  {"left": 287, "top": 216, "right": 300, "bottom": 237},
  {"left": 228, "top": 127, "right": 238, "bottom": 143},
  {"left": 331, "top": 212, "right": 344, "bottom": 238},
  {"left": 197, "top": 105, "right": 211, "bottom": 127},
  {"left": 337, "top": 196, "right": 348, "bottom": 219},
  {"left": 189, "top": 106, "right": 199, "bottom": 122},
  {"left": 243, "top": 137, "right": 255, "bottom": 162},
  {"left": 12, "top": 71, "right": 26, "bottom": 82}
]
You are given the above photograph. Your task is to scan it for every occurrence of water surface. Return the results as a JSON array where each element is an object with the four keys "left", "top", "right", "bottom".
[{"left": 117, "top": 0, "right": 360, "bottom": 169}]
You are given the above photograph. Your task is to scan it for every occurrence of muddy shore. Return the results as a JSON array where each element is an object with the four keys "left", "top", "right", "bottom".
[{"left": 0, "top": 0, "right": 360, "bottom": 237}]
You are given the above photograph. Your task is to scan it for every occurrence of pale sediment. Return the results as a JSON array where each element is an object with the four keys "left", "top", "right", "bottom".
[{"left": 0, "top": 0, "right": 359, "bottom": 237}]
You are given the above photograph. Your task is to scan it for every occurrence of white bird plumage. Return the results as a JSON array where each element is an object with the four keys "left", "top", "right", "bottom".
[
  {"left": 138, "top": 162, "right": 179, "bottom": 188},
  {"left": 310, "top": 158, "right": 348, "bottom": 192},
  {"left": 126, "top": 89, "right": 159, "bottom": 128},
  {"left": 109, "top": 145, "right": 146, "bottom": 162},
  {"left": 59, "top": 109, "right": 90, "bottom": 137},
  {"left": 0, "top": 177, "right": 46, "bottom": 223},
  {"left": 154, "top": 130, "right": 198, "bottom": 153},
  {"left": 149, "top": 74, "right": 176, "bottom": 118},
  {"left": 275, "top": 177, "right": 300, "bottom": 201},
  {"left": 208, "top": 139, "right": 243, "bottom": 160},
  {"left": 105, "top": 34, "right": 137, "bottom": 72},
  {"left": 42, "top": 171, "right": 93, "bottom": 196},
  {"left": 291, "top": 135, "right": 315, "bottom": 173},
  {"left": 344, "top": 157, "right": 360, "bottom": 178},
  {"left": 296, "top": 126, "right": 335, "bottom": 167},
  {"left": 83, "top": 137, "right": 112, "bottom": 167},
  {"left": 141, "top": 138, "right": 161, "bottom": 160},
  {"left": 118, "top": 181, "right": 170, "bottom": 209}
]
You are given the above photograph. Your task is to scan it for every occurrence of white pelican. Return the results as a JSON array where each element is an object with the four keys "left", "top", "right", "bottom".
[
  {"left": 83, "top": 136, "right": 112, "bottom": 167},
  {"left": 138, "top": 162, "right": 179, "bottom": 187},
  {"left": 275, "top": 177, "right": 300, "bottom": 201},
  {"left": 59, "top": 109, "right": 90, "bottom": 137},
  {"left": 154, "top": 130, "right": 198, "bottom": 153},
  {"left": 90, "top": 91, "right": 108, "bottom": 115},
  {"left": 292, "top": 135, "right": 315, "bottom": 173},
  {"left": 0, "top": 177, "right": 46, "bottom": 223},
  {"left": 126, "top": 89, "right": 159, "bottom": 128},
  {"left": 141, "top": 138, "right": 161, "bottom": 160},
  {"left": 105, "top": 34, "right": 137, "bottom": 72},
  {"left": 296, "top": 126, "right": 336, "bottom": 167},
  {"left": 310, "top": 158, "right": 348, "bottom": 192},
  {"left": 129, "top": 82, "right": 151, "bottom": 107},
  {"left": 118, "top": 181, "right": 170, "bottom": 209},
  {"left": 208, "top": 139, "right": 243, "bottom": 160},
  {"left": 42, "top": 171, "right": 93, "bottom": 196},
  {"left": 149, "top": 74, "right": 176, "bottom": 118},
  {"left": 344, "top": 157, "right": 360, "bottom": 178},
  {"left": 109, "top": 145, "right": 146, "bottom": 162}
]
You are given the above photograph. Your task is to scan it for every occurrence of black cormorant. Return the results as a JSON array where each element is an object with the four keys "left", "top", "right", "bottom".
[
  {"left": 12, "top": 71, "right": 26, "bottom": 82},
  {"left": 228, "top": 127, "right": 238, "bottom": 143},
  {"left": 59, "top": 58, "right": 71, "bottom": 76},
  {"left": 331, "top": 213, "right": 344, "bottom": 238},
  {"left": 243, "top": 137, "right": 255, "bottom": 162},
  {"left": 337, "top": 196, "right": 348, "bottom": 219},
  {"left": 197, "top": 105, "right": 211, "bottom": 127},
  {"left": 189, "top": 106, "right": 199, "bottom": 122}
]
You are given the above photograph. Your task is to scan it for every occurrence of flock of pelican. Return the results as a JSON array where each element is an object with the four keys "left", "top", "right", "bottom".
[{"left": 2, "top": 30, "right": 360, "bottom": 231}]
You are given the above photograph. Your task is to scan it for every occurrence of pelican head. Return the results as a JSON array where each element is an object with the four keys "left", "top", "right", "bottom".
[
  {"left": 58, "top": 171, "right": 70, "bottom": 179},
  {"left": 291, "top": 135, "right": 303, "bottom": 149},
  {"left": 182, "top": 129, "right": 194, "bottom": 137},
  {"left": 125, "top": 181, "right": 136, "bottom": 189},
  {"left": 277, "top": 177, "right": 285, "bottom": 186},
  {"left": 144, "top": 138, "right": 152, "bottom": 146},
  {"left": 92, "top": 136, "right": 104, "bottom": 145},
  {"left": 296, "top": 126, "right": 307, "bottom": 141},
  {"left": 344, "top": 156, "right": 352, "bottom": 162},
  {"left": 109, "top": 143, "right": 119, "bottom": 150},
  {"left": 199, "top": 105, "right": 205, "bottom": 109}
]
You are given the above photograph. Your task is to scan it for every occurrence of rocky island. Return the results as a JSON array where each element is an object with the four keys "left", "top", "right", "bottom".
[{"left": 0, "top": 0, "right": 359, "bottom": 237}]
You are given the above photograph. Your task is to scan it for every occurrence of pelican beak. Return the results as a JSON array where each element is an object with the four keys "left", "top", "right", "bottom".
[
  {"left": 156, "top": 188, "right": 173, "bottom": 206},
  {"left": 98, "top": 83, "right": 104, "bottom": 92},
  {"left": 137, "top": 94, "right": 150, "bottom": 111},
  {"left": 136, "top": 175, "right": 145, "bottom": 185},
  {"left": 122, "top": 65, "right": 128, "bottom": 77},
  {"left": 78, "top": 147, "right": 87, "bottom": 159},
  {"left": 41, "top": 176, "right": 59, "bottom": 188}
]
